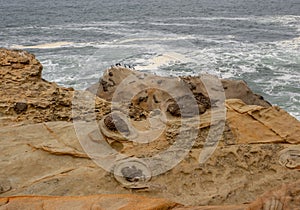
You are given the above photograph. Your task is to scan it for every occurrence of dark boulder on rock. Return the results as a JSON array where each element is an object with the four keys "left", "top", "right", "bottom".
[
  {"left": 13, "top": 102, "right": 28, "bottom": 114},
  {"left": 104, "top": 113, "right": 130, "bottom": 134}
]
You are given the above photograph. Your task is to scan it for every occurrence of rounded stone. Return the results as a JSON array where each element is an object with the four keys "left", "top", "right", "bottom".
[
  {"left": 104, "top": 114, "right": 130, "bottom": 134},
  {"left": 14, "top": 102, "right": 28, "bottom": 114},
  {"left": 113, "top": 159, "right": 151, "bottom": 188}
]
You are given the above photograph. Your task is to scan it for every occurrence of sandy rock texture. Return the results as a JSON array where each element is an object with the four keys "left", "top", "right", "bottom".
[
  {"left": 87, "top": 66, "right": 271, "bottom": 109},
  {"left": 0, "top": 194, "right": 180, "bottom": 210},
  {"left": 1, "top": 180, "right": 299, "bottom": 209},
  {"left": 1, "top": 118, "right": 299, "bottom": 205},
  {"left": 0, "top": 48, "right": 110, "bottom": 125},
  {"left": 1, "top": 48, "right": 300, "bottom": 209}
]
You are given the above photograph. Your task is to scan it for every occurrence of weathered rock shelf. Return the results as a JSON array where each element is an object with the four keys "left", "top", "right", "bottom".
[{"left": 0, "top": 48, "right": 299, "bottom": 209}]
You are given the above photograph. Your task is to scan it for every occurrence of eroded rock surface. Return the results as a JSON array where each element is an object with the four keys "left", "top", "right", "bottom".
[
  {"left": 1, "top": 48, "right": 300, "bottom": 209},
  {"left": 0, "top": 48, "right": 111, "bottom": 125},
  {"left": 0, "top": 194, "right": 180, "bottom": 210},
  {"left": 1, "top": 120, "right": 299, "bottom": 206},
  {"left": 1, "top": 180, "right": 299, "bottom": 209},
  {"left": 226, "top": 99, "right": 300, "bottom": 144},
  {"left": 248, "top": 179, "right": 300, "bottom": 210},
  {"left": 87, "top": 67, "right": 271, "bottom": 114}
]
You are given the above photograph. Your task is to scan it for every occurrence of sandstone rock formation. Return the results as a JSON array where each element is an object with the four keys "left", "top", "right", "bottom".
[
  {"left": 226, "top": 99, "right": 300, "bottom": 144},
  {"left": 0, "top": 194, "right": 180, "bottom": 210},
  {"left": 0, "top": 48, "right": 73, "bottom": 124},
  {"left": 87, "top": 66, "right": 271, "bottom": 112},
  {"left": 0, "top": 48, "right": 112, "bottom": 126},
  {"left": 1, "top": 180, "right": 299, "bottom": 209},
  {"left": 1, "top": 48, "right": 300, "bottom": 209},
  {"left": 1, "top": 118, "right": 299, "bottom": 206},
  {"left": 247, "top": 179, "right": 300, "bottom": 210}
]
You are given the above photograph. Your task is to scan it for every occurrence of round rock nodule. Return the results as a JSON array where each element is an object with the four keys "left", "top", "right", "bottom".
[
  {"left": 104, "top": 114, "right": 130, "bottom": 134},
  {"left": 113, "top": 159, "right": 151, "bottom": 188},
  {"left": 167, "top": 102, "right": 181, "bottom": 117},
  {"left": 14, "top": 102, "right": 28, "bottom": 114},
  {"left": 121, "top": 165, "right": 145, "bottom": 182}
]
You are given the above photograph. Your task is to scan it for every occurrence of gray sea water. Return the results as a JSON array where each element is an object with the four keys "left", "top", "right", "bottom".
[{"left": 1, "top": 0, "right": 299, "bottom": 119}]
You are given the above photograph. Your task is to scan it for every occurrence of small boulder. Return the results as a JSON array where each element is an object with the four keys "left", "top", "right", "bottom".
[
  {"left": 104, "top": 114, "right": 130, "bottom": 134},
  {"left": 13, "top": 102, "right": 28, "bottom": 114}
]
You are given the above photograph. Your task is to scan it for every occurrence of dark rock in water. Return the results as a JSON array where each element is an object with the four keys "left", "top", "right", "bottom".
[
  {"left": 14, "top": 102, "right": 28, "bottom": 114},
  {"left": 104, "top": 114, "right": 130, "bottom": 134},
  {"left": 121, "top": 165, "right": 145, "bottom": 182}
]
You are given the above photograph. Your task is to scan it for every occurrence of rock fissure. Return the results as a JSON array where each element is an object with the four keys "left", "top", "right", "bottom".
[{"left": 27, "top": 143, "right": 89, "bottom": 159}]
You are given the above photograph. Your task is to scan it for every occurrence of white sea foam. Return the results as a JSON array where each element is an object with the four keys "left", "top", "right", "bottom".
[
  {"left": 158, "top": 16, "right": 250, "bottom": 21},
  {"left": 11, "top": 42, "right": 74, "bottom": 49},
  {"left": 162, "top": 15, "right": 300, "bottom": 25},
  {"left": 117, "top": 35, "right": 195, "bottom": 44},
  {"left": 135, "top": 52, "right": 192, "bottom": 71},
  {"left": 276, "top": 36, "right": 300, "bottom": 49},
  {"left": 148, "top": 22, "right": 198, "bottom": 27},
  {"left": 254, "top": 15, "right": 300, "bottom": 26},
  {"left": 43, "top": 21, "right": 124, "bottom": 30}
]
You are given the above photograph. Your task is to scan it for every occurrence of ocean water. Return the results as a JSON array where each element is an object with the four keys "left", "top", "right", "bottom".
[{"left": 1, "top": 0, "right": 299, "bottom": 119}]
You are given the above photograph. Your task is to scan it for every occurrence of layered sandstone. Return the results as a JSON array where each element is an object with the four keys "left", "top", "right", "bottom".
[
  {"left": 0, "top": 48, "right": 110, "bottom": 125},
  {"left": 1, "top": 180, "right": 299, "bottom": 209},
  {"left": 0, "top": 48, "right": 300, "bottom": 209}
]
